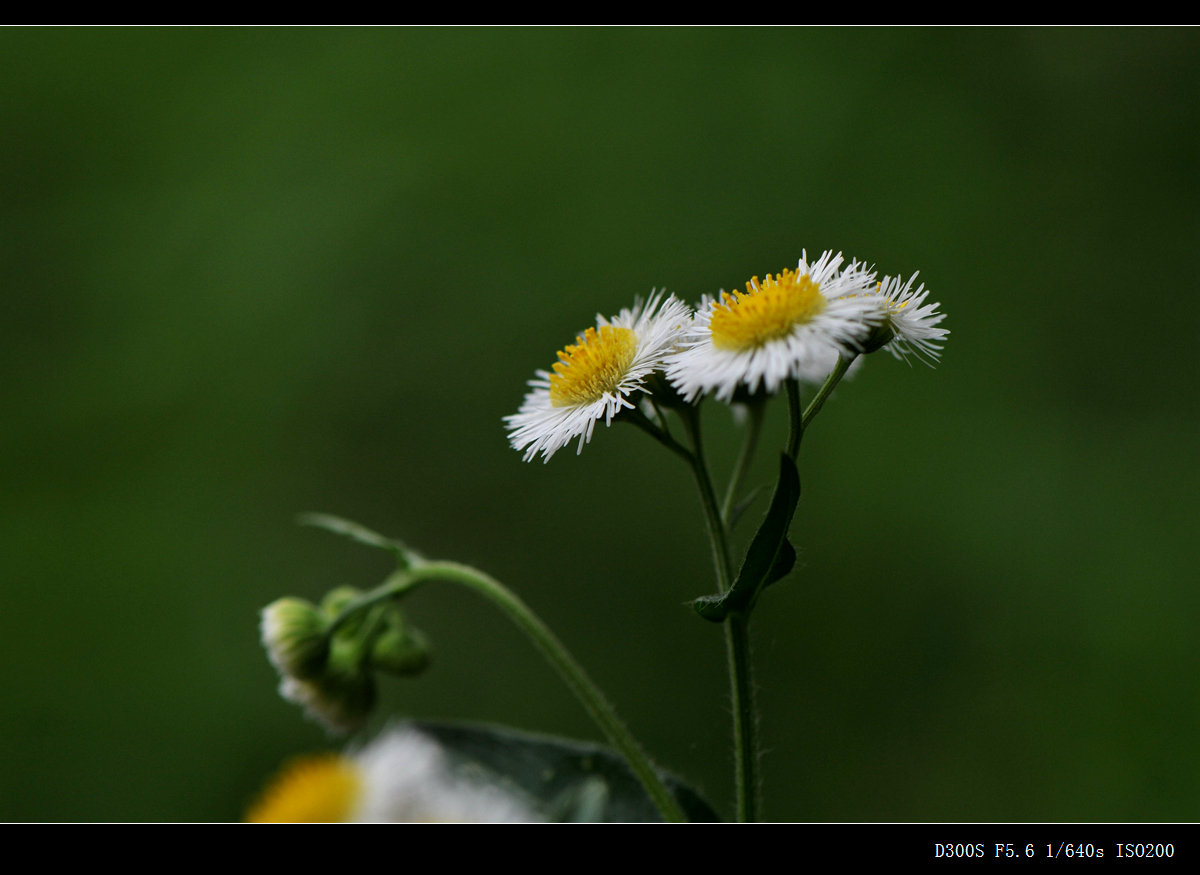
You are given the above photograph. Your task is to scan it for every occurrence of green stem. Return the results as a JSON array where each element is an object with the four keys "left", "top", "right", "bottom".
[
  {"left": 343, "top": 561, "right": 687, "bottom": 823},
  {"left": 785, "top": 379, "right": 802, "bottom": 460},
  {"left": 802, "top": 354, "right": 855, "bottom": 431},
  {"left": 727, "top": 614, "right": 758, "bottom": 823},
  {"left": 677, "top": 406, "right": 757, "bottom": 823},
  {"left": 622, "top": 405, "right": 693, "bottom": 464},
  {"left": 649, "top": 397, "right": 673, "bottom": 437},
  {"left": 679, "top": 406, "right": 732, "bottom": 592},
  {"left": 721, "top": 399, "right": 766, "bottom": 526}
]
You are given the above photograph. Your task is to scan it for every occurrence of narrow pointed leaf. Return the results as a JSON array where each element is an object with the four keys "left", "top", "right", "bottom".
[
  {"left": 689, "top": 593, "right": 728, "bottom": 622},
  {"left": 297, "top": 512, "right": 416, "bottom": 566},
  {"left": 691, "top": 453, "right": 800, "bottom": 622},
  {"left": 762, "top": 537, "right": 796, "bottom": 589}
]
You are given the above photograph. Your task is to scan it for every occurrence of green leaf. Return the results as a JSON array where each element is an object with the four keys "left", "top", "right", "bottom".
[
  {"left": 297, "top": 513, "right": 416, "bottom": 566},
  {"left": 416, "top": 721, "right": 720, "bottom": 823},
  {"left": 692, "top": 452, "right": 800, "bottom": 622},
  {"left": 762, "top": 537, "right": 796, "bottom": 589}
]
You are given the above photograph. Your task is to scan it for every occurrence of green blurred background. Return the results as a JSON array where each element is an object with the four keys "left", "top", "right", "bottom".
[{"left": 2, "top": 28, "right": 1198, "bottom": 822}]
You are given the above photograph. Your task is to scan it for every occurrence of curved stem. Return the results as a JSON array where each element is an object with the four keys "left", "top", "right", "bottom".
[
  {"left": 359, "top": 561, "right": 688, "bottom": 823},
  {"left": 721, "top": 399, "right": 766, "bottom": 526},
  {"left": 802, "top": 354, "right": 855, "bottom": 431}
]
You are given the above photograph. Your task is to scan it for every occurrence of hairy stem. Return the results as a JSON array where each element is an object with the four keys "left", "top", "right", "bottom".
[
  {"left": 677, "top": 406, "right": 758, "bottom": 822},
  {"left": 727, "top": 613, "right": 758, "bottom": 822}
]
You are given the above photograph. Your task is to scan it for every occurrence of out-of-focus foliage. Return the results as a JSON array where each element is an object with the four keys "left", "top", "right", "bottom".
[{"left": 1, "top": 29, "right": 1198, "bottom": 821}]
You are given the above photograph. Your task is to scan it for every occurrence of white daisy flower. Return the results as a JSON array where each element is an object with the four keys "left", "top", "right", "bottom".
[
  {"left": 245, "top": 726, "right": 538, "bottom": 823},
  {"left": 664, "top": 251, "right": 880, "bottom": 403},
  {"left": 504, "top": 292, "right": 692, "bottom": 462},
  {"left": 863, "top": 272, "right": 949, "bottom": 364}
]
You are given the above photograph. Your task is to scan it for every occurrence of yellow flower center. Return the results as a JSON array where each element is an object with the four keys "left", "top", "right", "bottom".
[
  {"left": 548, "top": 325, "right": 638, "bottom": 407},
  {"left": 244, "top": 753, "right": 362, "bottom": 823},
  {"left": 709, "top": 269, "right": 826, "bottom": 351}
]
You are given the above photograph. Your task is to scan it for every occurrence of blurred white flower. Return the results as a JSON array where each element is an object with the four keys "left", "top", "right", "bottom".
[{"left": 246, "top": 727, "right": 538, "bottom": 823}]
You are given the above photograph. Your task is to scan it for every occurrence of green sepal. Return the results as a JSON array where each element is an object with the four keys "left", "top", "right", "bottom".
[
  {"left": 297, "top": 513, "right": 418, "bottom": 568},
  {"left": 639, "top": 371, "right": 693, "bottom": 410},
  {"left": 320, "top": 586, "right": 378, "bottom": 676},
  {"left": 319, "top": 586, "right": 366, "bottom": 635},
  {"left": 691, "top": 452, "right": 800, "bottom": 622},
  {"left": 860, "top": 316, "right": 897, "bottom": 355},
  {"left": 417, "top": 721, "right": 720, "bottom": 822}
]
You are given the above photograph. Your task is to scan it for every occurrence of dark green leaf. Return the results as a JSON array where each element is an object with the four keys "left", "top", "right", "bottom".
[
  {"left": 691, "top": 453, "right": 800, "bottom": 622},
  {"left": 689, "top": 592, "right": 728, "bottom": 622},
  {"left": 762, "top": 537, "right": 796, "bottom": 590},
  {"left": 416, "top": 721, "right": 720, "bottom": 822}
]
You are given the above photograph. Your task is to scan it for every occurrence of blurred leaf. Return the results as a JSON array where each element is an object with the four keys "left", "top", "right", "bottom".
[
  {"left": 417, "top": 721, "right": 720, "bottom": 822},
  {"left": 693, "top": 453, "right": 800, "bottom": 622},
  {"left": 297, "top": 513, "right": 415, "bottom": 565}
]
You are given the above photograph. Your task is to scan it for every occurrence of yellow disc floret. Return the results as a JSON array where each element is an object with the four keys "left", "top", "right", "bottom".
[
  {"left": 548, "top": 325, "right": 638, "bottom": 407},
  {"left": 244, "top": 753, "right": 362, "bottom": 823},
  {"left": 710, "top": 269, "right": 827, "bottom": 351}
]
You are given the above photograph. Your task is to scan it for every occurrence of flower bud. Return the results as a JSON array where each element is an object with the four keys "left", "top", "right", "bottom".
[
  {"left": 261, "top": 598, "right": 330, "bottom": 681},
  {"left": 320, "top": 586, "right": 363, "bottom": 623},
  {"left": 370, "top": 606, "right": 430, "bottom": 677}
]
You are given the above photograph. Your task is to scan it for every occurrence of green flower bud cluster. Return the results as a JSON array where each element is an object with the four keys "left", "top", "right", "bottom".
[{"left": 261, "top": 587, "right": 429, "bottom": 734}]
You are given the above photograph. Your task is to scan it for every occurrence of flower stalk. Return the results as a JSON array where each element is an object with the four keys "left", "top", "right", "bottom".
[{"left": 802, "top": 353, "right": 856, "bottom": 431}]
